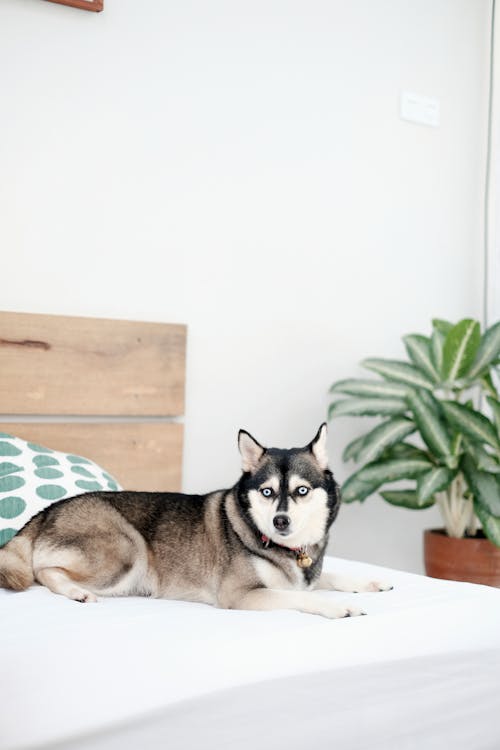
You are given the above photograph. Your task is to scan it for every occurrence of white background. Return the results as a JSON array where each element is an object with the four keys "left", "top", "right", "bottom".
[{"left": 0, "top": 0, "right": 491, "bottom": 572}]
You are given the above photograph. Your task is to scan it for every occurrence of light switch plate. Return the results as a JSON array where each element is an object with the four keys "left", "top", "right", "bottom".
[{"left": 400, "top": 91, "right": 440, "bottom": 127}]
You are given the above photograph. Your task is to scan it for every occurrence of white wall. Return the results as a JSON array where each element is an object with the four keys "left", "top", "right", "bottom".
[
  {"left": 487, "top": 0, "right": 500, "bottom": 326},
  {"left": 0, "top": 0, "right": 490, "bottom": 572}
]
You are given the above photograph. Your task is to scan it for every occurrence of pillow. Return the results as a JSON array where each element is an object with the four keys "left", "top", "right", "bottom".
[{"left": 0, "top": 432, "right": 122, "bottom": 547}]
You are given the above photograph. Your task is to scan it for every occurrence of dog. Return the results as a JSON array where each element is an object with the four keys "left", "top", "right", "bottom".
[{"left": 0, "top": 424, "right": 391, "bottom": 618}]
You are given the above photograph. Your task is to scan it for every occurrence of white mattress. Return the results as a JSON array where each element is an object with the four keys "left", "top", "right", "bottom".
[{"left": 1, "top": 556, "right": 500, "bottom": 750}]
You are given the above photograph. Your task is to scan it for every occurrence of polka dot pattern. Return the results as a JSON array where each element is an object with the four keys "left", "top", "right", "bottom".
[
  {"left": 0, "top": 442, "right": 21, "bottom": 457},
  {"left": 0, "top": 434, "right": 122, "bottom": 547},
  {"left": 0, "top": 497, "right": 26, "bottom": 519},
  {"left": 0, "top": 529, "right": 16, "bottom": 546}
]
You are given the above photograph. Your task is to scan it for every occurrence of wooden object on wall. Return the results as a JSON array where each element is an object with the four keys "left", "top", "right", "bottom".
[
  {"left": 0, "top": 312, "right": 186, "bottom": 417},
  {"left": 0, "top": 311, "right": 187, "bottom": 491},
  {"left": 0, "top": 422, "right": 183, "bottom": 492},
  {"left": 46, "top": 0, "right": 103, "bottom": 12}
]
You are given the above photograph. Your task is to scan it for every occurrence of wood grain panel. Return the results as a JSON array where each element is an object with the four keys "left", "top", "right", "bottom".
[
  {"left": 0, "top": 312, "right": 186, "bottom": 416},
  {"left": 0, "top": 422, "right": 183, "bottom": 492}
]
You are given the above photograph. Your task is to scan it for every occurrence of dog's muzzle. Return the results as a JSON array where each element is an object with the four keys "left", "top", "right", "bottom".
[{"left": 273, "top": 514, "right": 290, "bottom": 532}]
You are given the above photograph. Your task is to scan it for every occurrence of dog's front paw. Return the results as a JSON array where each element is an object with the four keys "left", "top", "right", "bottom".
[
  {"left": 319, "top": 573, "right": 393, "bottom": 594},
  {"left": 357, "top": 580, "right": 393, "bottom": 593},
  {"left": 347, "top": 579, "right": 393, "bottom": 593},
  {"left": 341, "top": 603, "right": 367, "bottom": 618},
  {"left": 71, "top": 588, "right": 98, "bottom": 603},
  {"left": 322, "top": 601, "right": 366, "bottom": 619}
]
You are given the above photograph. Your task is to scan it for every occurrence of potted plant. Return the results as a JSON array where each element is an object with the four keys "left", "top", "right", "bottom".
[{"left": 328, "top": 318, "right": 500, "bottom": 586}]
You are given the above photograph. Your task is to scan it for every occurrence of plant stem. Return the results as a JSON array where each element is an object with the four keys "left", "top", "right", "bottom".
[
  {"left": 437, "top": 491, "right": 455, "bottom": 535},
  {"left": 437, "top": 473, "right": 478, "bottom": 538},
  {"left": 466, "top": 501, "right": 478, "bottom": 536}
]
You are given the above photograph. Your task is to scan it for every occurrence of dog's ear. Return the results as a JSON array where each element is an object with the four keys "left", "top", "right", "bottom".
[
  {"left": 238, "top": 430, "right": 265, "bottom": 473},
  {"left": 309, "top": 423, "right": 329, "bottom": 470}
]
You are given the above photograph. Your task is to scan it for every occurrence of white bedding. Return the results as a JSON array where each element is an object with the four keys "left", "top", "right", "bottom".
[{"left": 1, "top": 556, "right": 500, "bottom": 750}]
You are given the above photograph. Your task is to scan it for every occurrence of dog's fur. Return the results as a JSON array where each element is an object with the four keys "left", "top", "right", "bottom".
[{"left": 0, "top": 424, "right": 391, "bottom": 618}]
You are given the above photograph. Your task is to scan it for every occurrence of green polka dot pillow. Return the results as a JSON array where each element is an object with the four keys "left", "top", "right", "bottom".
[{"left": 0, "top": 433, "right": 122, "bottom": 547}]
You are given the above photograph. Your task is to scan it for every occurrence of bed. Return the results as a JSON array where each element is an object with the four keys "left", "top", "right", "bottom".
[{"left": 1, "top": 311, "right": 500, "bottom": 750}]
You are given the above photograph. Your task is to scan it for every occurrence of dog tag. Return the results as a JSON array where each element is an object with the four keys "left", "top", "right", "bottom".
[{"left": 297, "top": 551, "right": 312, "bottom": 568}]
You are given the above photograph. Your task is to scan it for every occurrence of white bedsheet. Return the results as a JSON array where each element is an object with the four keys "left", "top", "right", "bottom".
[
  {"left": 49, "top": 650, "right": 500, "bottom": 750},
  {"left": 1, "top": 557, "right": 500, "bottom": 750}
]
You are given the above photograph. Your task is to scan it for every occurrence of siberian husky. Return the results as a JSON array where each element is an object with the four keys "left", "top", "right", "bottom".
[{"left": 0, "top": 424, "right": 392, "bottom": 618}]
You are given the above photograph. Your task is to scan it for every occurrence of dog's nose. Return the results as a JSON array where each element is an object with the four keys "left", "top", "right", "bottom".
[{"left": 273, "top": 514, "right": 290, "bottom": 531}]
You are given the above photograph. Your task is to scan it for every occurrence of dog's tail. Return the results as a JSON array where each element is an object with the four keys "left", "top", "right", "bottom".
[{"left": 0, "top": 516, "right": 42, "bottom": 591}]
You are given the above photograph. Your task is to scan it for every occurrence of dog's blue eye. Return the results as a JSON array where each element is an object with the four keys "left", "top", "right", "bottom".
[
  {"left": 297, "top": 486, "right": 309, "bottom": 496},
  {"left": 261, "top": 488, "right": 273, "bottom": 498}
]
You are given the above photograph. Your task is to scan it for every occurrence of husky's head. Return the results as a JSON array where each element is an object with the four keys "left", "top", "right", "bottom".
[{"left": 236, "top": 424, "right": 340, "bottom": 549}]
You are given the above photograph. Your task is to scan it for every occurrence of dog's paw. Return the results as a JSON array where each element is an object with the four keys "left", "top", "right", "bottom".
[
  {"left": 367, "top": 580, "right": 393, "bottom": 592},
  {"left": 341, "top": 604, "right": 367, "bottom": 618},
  {"left": 321, "top": 574, "right": 393, "bottom": 594},
  {"left": 351, "top": 580, "right": 393, "bottom": 593},
  {"left": 71, "top": 588, "right": 98, "bottom": 603},
  {"left": 322, "top": 601, "right": 366, "bottom": 619}
]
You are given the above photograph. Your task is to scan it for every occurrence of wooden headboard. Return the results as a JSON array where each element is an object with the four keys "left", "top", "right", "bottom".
[{"left": 0, "top": 311, "right": 186, "bottom": 491}]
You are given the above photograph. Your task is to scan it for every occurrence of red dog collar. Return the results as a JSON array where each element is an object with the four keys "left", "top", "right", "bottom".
[
  {"left": 261, "top": 534, "right": 313, "bottom": 568},
  {"left": 261, "top": 533, "right": 300, "bottom": 552}
]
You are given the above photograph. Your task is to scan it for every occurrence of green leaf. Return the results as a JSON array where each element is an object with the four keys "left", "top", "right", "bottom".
[
  {"left": 355, "top": 458, "right": 432, "bottom": 482},
  {"left": 442, "top": 319, "right": 480, "bottom": 383},
  {"left": 383, "top": 442, "right": 430, "bottom": 461},
  {"left": 329, "top": 379, "right": 410, "bottom": 398},
  {"left": 432, "top": 319, "right": 454, "bottom": 335},
  {"left": 417, "top": 386, "right": 443, "bottom": 412},
  {"left": 403, "top": 335, "right": 440, "bottom": 382},
  {"left": 480, "top": 373, "right": 499, "bottom": 399},
  {"left": 486, "top": 396, "right": 500, "bottom": 435},
  {"left": 474, "top": 501, "right": 500, "bottom": 547},
  {"left": 380, "top": 489, "right": 435, "bottom": 509},
  {"left": 406, "top": 389, "right": 453, "bottom": 462},
  {"left": 451, "top": 432, "right": 463, "bottom": 457},
  {"left": 430, "top": 329, "right": 445, "bottom": 378},
  {"left": 361, "top": 358, "right": 435, "bottom": 391},
  {"left": 441, "top": 400, "right": 500, "bottom": 451},
  {"left": 416, "top": 467, "right": 456, "bottom": 502},
  {"left": 328, "top": 397, "right": 408, "bottom": 419},
  {"left": 462, "top": 455, "right": 500, "bottom": 516},
  {"left": 341, "top": 473, "right": 381, "bottom": 503},
  {"left": 342, "top": 434, "right": 368, "bottom": 463},
  {"left": 468, "top": 321, "right": 500, "bottom": 379},
  {"left": 462, "top": 437, "right": 500, "bottom": 473},
  {"left": 355, "top": 418, "right": 416, "bottom": 465},
  {"left": 341, "top": 457, "right": 432, "bottom": 503}
]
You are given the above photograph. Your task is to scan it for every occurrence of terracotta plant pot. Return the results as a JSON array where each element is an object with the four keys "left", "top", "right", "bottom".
[{"left": 424, "top": 529, "right": 500, "bottom": 587}]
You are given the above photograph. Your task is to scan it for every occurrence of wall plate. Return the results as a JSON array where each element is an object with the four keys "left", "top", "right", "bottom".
[{"left": 400, "top": 91, "right": 440, "bottom": 127}]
